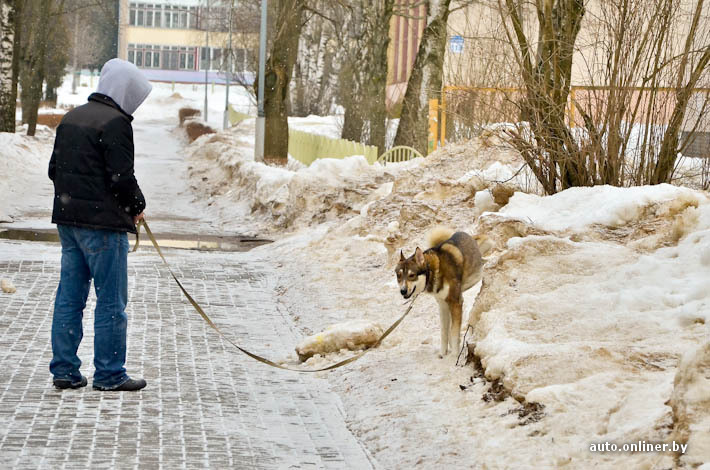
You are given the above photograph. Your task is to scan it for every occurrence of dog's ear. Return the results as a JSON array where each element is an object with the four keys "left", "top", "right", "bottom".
[
  {"left": 415, "top": 247, "right": 425, "bottom": 265},
  {"left": 399, "top": 249, "right": 405, "bottom": 262}
]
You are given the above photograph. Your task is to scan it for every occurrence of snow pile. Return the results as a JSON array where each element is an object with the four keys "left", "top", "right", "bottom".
[
  {"left": 295, "top": 320, "right": 384, "bottom": 362},
  {"left": 258, "top": 173, "right": 709, "bottom": 467},
  {"left": 466, "top": 185, "right": 710, "bottom": 467},
  {"left": 498, "top": 183, "right": 704, "bottom": 234},
  {"left": 187, "top": 125, "right": 408, "bottom": 233},
  {"left": 317, "top": 141, "right": 536, "bottom": 265},
  {"left": 0, "top": 132, "right": 53, "bottom": 223}
]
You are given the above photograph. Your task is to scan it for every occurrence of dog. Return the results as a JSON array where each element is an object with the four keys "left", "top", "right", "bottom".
[{"left": 395, "top": 227, "right": 483, "bottom": 358}]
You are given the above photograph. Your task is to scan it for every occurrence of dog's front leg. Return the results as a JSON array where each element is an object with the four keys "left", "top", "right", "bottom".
[
  {"left": 449, "top": 298, "right": 463, "bottom": 358},
  {"left": 437, "top": 299, "right": 451, "bottom": 357}
]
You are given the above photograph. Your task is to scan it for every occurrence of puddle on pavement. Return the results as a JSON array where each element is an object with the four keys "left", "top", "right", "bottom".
[{"left": 0, "top": 228, "right": 272, "bottom": 252}]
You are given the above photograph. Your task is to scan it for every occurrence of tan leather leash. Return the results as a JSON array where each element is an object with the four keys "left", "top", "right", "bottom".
[{"left": 132, "top": 219, "right": 418, "bottom": 372}]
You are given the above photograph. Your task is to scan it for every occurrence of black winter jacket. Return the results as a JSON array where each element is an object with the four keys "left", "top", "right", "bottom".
[{"left": 49, "top": 93, "right": 146, "bottom": 233}]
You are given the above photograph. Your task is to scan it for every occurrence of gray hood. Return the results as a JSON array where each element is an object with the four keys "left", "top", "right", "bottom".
[{"left": 96, "top": 58, "right": 152, "bottom": 115}]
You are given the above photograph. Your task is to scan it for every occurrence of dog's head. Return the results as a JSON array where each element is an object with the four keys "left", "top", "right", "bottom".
[{"left": 394, "top": 248, "right": 427, "bottom": 299}]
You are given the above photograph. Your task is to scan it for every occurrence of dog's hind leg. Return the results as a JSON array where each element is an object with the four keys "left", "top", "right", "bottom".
[
  {"left": 437, "top": 299, "right": 451, "bottom": 357},
  {"left": 448, "top": 298, "right": 463, "bottom": 358}
]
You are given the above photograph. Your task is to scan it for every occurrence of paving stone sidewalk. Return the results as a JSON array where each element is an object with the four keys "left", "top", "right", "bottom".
[{"left": 0, "top": 240, "right": 374, "bottom": 469}]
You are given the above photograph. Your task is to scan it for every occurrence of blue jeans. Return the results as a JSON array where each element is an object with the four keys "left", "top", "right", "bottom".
[{"left": 50, "top": 225, "right": 130, "bottom": 389}]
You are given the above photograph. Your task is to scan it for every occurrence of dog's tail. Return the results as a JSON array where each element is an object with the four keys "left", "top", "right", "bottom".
[{"left": 426, "top": 226, "right": 456, "bottom": 248}]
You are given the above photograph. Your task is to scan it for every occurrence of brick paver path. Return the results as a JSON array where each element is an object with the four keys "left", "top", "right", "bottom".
[{"left": 0, "top": 241, "right": 373, "bottom": 469}]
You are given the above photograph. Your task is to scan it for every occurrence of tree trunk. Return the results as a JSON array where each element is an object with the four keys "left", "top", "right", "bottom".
[
  {"left": 263, "top": 0, "right": 305, "bottom": 165},
  {"left": 0, "top": 0, "right": 16, "bottom": 132},
  {"left": 19, "top": 0, "right": 52, "bottom": 136},
  {"left": 340, "top": 0, "right": 394, "bottom": 154},
  {"left": 393, "top": 0, "right": 452, "bottom": 156},
  {"left": 10, "top": 0, "right": 21, "bottom": 129},
  {"left": 365, "top": 0, "right": 394, "bottom": 154},
  {"left": 341, "top": 100, "right": 364, "bottom": 142}
]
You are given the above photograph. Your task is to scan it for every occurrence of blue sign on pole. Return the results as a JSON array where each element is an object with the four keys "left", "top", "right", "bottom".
[{"left": 449, "top": 35, "right": 464, "bottom": 53}]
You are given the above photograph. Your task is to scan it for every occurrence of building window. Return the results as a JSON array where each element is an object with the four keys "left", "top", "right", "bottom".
[
  {"left": 129, "top": 3, "right": 196, "bottom": 29},
  {"left": 128, "top": 50, "right": 135, "bottom": 63}
]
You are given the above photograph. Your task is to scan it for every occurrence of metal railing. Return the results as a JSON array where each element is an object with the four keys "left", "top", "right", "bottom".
[{"left": 377, "top": 146, "right": 424, "bottom": 165}]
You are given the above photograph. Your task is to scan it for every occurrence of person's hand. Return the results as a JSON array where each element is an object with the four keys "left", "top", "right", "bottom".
[{"left": 134, "top": 212, "right": 145, "bottom": 226}]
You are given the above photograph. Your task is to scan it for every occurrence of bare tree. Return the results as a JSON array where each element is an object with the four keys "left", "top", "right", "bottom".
[
  {"left": 651, "top": 0, "right": 710, "bottom": 183},
  {"left": 262, "top": 0, "right": 306, "bottom": 164},
  {"left": 490, "top": 0, "right": 710, "bottom": 194},
  {"left": 338, "top": 0, "right": 395, "bottom": 153},
  {"left": 394, "top": 0, "right": 453, "bottom": 155},
  {"left": 20, "top": 0, "right": 59, "bottom": 136},
  {"left": 498, "top": 0, "right": 586, "bottom": 194},
  {"left": 291, "top": 0, "right": 345, "bottom": 117},
  {"left": 0, "top": 0, "right": 17, "bottom": 132}
]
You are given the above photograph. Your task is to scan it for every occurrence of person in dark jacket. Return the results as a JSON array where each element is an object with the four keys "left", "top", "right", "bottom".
[{"left": 48, "top": 58, "right": 151, "bottom": 392}]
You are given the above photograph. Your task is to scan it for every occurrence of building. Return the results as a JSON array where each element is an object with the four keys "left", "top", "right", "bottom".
[
  {"left": 386, "top": 0, "right": 427, "bottom": 107},
  {"left": 117, "top": 0, "right": 256, "bottom": 82}
]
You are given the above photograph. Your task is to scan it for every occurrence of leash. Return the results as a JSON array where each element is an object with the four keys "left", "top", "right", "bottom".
[{"left": 133, "top": 219, "right": 418, "bottom": 372}]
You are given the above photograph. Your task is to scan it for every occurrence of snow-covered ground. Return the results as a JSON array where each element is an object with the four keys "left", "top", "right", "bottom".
[
  {"left": 184, "top": 108, "right": 710, "bottom": 467},
  {"left": 2, "top": 73, "right": 709, "bottom": 468}
]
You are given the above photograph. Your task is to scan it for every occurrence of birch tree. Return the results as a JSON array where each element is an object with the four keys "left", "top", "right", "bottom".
[
  {"left": 0, "top": 0, "right": 16, "bottom": 132},
  {"left": 291, "top": 0, "right": 344, "bottom": 116},
  {"left": 339, "top": 0, "right": 395, "bottom": 153}
]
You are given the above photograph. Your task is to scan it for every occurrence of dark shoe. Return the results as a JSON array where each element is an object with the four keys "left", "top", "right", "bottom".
[
  {"left": 93, "top": 378, "right": 147, "bottom": 392},
  {"left": 53, "top": 376, "right": 88, "bottom": 389}
]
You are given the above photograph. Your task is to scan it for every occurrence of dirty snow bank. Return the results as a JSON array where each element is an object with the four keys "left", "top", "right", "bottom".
[
  {"left": 0, "top": 132, "right": 53, "bottom": 223},
  {"left": 255, "top": 178, "right": 710, "bottom": 469},
  {"left": 186, "top": 124, "right": 423, "bottom": 234},
  {"left": 469, "top": 185, "right": 710, "bottom": 468},
  {"left": 189, "top": 118, "right": 710, "bottom": 467}
]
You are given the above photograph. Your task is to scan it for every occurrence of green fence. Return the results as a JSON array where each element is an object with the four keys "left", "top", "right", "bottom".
[
  {"left": 288, "top": 129, "right": 379, "bottom": 165},
  {"left": 227, "top": 105, "right": 253, "bottom": 126}
]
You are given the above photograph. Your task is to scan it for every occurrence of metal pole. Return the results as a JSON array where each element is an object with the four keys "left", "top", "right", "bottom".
[
  {"left": 224, "top": 0, "right": 234, "bottom": 130},
  {"left": 254, "top": 0, "right": 267, "bottom": 162},
  {"left": 204, "top": 0, "right": 210, "bottom": 122}
]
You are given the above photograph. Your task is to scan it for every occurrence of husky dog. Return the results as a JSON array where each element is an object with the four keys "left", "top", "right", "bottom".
[{"left": 395, "top": 227, "right": 483, "bottom": 357}]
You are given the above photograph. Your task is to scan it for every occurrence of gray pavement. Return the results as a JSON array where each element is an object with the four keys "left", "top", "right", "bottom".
[{"left": 0, "top": 241, "right": 374, "bottom": 469}]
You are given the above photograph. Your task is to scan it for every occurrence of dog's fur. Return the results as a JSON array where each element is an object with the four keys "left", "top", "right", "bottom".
[{"left": 395, "top": 227, "right": 483, "bottom": 357}]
